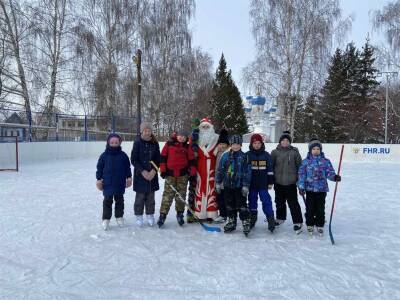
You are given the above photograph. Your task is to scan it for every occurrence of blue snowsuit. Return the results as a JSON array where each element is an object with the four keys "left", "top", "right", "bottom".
[{"left": 246, "top": 143, "right": 275, "bottom": 218}]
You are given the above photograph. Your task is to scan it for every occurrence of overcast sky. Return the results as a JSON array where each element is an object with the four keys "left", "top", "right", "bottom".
[{"left": 191, "top": 0, "right": 391, "bottom": 95}]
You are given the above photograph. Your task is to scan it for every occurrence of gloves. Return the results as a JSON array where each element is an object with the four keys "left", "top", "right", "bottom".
[
  {"left": 148, "top": 169, "right": 157, "bottom": 181},
  {"left": 216, "top": 184, "right": 223, "bottom": 194},
  {"left": 125, "top": 177, "right": 132, "bottom": 188},
  {"left": 160, "top": 172, "right": 166, "bottom": 179},
  {"left": 334, "top": 175, "right": 342, "bottom": 182},
  {"left": 96, "top": 180, "right": 103, "bottom": 191},
  {"left": 299, "top": 189, "right": 305, "bottom": 196},
  {"left": 241, "top": 186, "right": 249, "bottom": 197}
]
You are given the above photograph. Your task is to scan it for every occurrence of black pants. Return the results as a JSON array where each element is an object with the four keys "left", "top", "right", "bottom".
[
  {"left": 103, "top": 195, "right": 124, "bottom": 220},
  {"left": 224, "top": 188, "right": 249, "bottom": 221},
  {"left": 274, "top": 184, "right": 303, "bottom": 224},
  {"left": 305, "top": 192, "right": 326, "bottom": 227},
  {"left": 216, "top": 193, "right": 227, "bottom": 218}
]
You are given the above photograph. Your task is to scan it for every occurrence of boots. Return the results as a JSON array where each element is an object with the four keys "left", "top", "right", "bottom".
[
  {"left": 224, "top": 217, "right": 237, "bottom": 233},
  {"left": 177, "top": 211, "right": 185, "bottom": 226},
  {"left": 250, "top": 211, "right": 258, "bottom": 229},
  {"left": 267, "top": 216, "right": 275, "bottom": 233},
  {"left": 135, "top": 215, "right": 144, "bottom": 227},
  {"left": 157, "top": 213, "right": 166, "bottom": 228},
  {"left": 102, "top": 219, "right": 110, "bottom": 231},
  {"left": 186, "top": 210, "right": 196, "bottom": 223},
  {"left": 242, "top": 218, "right": 251, "bottom": 236},
  {"left": 146, "top": 214, "right": 155, "bottom": 227},
  {"left": 116, "top": 217, "right": 124, "bottom": 227}
]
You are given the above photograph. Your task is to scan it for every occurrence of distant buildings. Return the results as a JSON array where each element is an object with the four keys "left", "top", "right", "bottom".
[{"left": 243, "top": 94, "right": 284, "bottom": 143}]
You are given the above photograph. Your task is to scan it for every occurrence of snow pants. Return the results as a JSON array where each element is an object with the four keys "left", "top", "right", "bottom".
[
  {"left": 248, "top": 188, "right": 274, "bottom": 218},
  {"left": 160, "top": 176, "right": 188, "bottom": 215},
  {"left": 102, "top": 195, "right": 124, "bottom": 220},
  {"left": 274, "top": 184, "right": 303, "bottom": 224},
  {"left": 305, "top": 191, "right": 326, "bottom": 227},
  {"left": 134, "top": 192, "right": 155, "bottom": 216},
  {"left": 224, "top": 188, "right": 250, "bottom": 221}
]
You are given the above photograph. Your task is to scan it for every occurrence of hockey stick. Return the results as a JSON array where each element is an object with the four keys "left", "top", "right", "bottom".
[
  {"left": 150, "top": 161, "right": 221, "bottom": 233},
  {"left": 328, "top": 145, "right": 345, "bottom": 245}
]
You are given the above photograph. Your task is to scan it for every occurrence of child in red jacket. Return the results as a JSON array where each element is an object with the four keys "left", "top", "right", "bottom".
[{"left": 157, "top": 131, "right": 196, "bottom": 227}]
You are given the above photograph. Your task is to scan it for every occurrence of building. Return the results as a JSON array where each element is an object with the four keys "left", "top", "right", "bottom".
[
  {"left": 243, "top": 94, "right": 280, "bottom": 142},
  {"left": 0, "top": 112, "right": 27, "bottom": 141}
]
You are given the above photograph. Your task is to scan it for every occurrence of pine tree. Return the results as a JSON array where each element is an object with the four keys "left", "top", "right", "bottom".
[
  {"left": 295, "top": 94, "right": 321, "bottom": 142},
  {"left": 318, "top": 41, "right": 380, "bottom": 143},
  {"left": 358, "top": 39, "right": 380, "bottom": 142},
  {"left": 319, "top": 48, "right": 348, "bottom": 142},
  {"left": 210, "top": 54, "right": 248, "bottom": 135}
]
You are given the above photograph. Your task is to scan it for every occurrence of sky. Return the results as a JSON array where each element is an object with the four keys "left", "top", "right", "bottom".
[{"left": 191, "top": 0, "right": 392, "bottom": 95}]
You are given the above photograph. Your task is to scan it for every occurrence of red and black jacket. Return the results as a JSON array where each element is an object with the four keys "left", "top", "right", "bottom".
[{"left": 160, "top": 138, "right": 196, "bottom": 178}]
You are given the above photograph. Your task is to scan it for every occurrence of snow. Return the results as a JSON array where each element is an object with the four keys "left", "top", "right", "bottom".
[{"left": 1, "top": 158, "right": 400, "bottom": 299}]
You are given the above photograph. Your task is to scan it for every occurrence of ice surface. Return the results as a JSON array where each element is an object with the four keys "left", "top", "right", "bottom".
[{"left": 0, "top": 159, "right": 399, "bottom": 299}]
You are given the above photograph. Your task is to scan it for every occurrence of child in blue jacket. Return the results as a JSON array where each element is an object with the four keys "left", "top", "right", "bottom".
[
  {"left": 246, "top": 134, "right": 275, "bottom": 232},
  {"left": 216, "top": 135, "right": 252, "bottom": 236},
  {"left": 96, "top": 133, "right": 132, "bottom": 230},
  {"left": 297, "top": 138, "right": 341, "bottom": 235}
]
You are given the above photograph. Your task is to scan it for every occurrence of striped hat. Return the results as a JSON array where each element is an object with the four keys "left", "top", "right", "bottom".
[{"left": 230, "top": 134, "right": 243, "bottom": 146}]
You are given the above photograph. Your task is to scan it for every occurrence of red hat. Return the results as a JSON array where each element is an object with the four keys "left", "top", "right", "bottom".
[
  {"left": 200, "top": 118, "right": 213, "bottom": 125},
  {"left": 251, "top": 134, "right": 263, "bottom": 144}
]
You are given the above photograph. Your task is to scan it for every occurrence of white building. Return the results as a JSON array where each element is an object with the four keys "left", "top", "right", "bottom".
[{"left": 243, "top": 94, "right": 279, "bottom": 142}]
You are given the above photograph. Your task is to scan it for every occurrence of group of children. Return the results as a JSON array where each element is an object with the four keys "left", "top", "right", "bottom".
[{"left": 96, "top": 125, "right": 341, "bottom": 237}]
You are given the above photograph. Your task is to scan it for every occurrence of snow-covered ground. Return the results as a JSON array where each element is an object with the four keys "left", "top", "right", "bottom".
[{"left": 0, "top": 158, "right": 399, "bottom": 299}]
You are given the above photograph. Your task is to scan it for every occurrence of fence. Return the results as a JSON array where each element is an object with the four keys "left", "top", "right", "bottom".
[{"left": 0, "top": 108, "right": 137, "bottom": 142}]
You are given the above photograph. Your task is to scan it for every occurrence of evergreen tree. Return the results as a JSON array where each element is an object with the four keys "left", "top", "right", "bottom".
[
  {"left": 319, "top": 48, "right": 348, "bottom": 142},
  {"left": 210, "top": 54, "right": 248, "bottom": 135},
  {"left": 318, "top": 41, "right": 380, "bottom": 143},
  {"left": 295, "top": 93, "right": 321, "bottom": 142}
]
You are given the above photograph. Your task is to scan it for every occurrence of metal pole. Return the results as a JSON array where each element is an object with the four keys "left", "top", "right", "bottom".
[
  {"left": 135, "top": 49, "right": 142, "bottom": 138},
  {"left": 55, "top": 113, "right": 59, "bottom": 142},
  {"left": 378, "top": 71, "right": 397, "bottom": 144},
  {"left": 84, "top": 115, "right": 88, "bottom": 141},
  {"left": 385, "top": 74, "right": 389, "bottom": 144}
]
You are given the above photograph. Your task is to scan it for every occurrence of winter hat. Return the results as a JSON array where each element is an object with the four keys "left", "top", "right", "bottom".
[
  {"left": 217, "top": 129, "right": 230, "bottom": 145},
  {"left": 230, "top": 134, "right": 243, "bottom": 146},
  {"left": 200, "top": 118, "right": 213, "bottom": 126},
  {"left": 308, "top": 137, "right": 322, "bottom": 152},
  {"left": 140, "top": 122, "right": 152, "bottom": 133},
  {"left": 177, "top": 129, "right": 189, "bottom": 137},
  {"left": 250, "top": 133, "right": 263, "bottom": 144},
  {"left": 107, "top": 133, "right": 122, "bottom": 144},
  {"left": 279, "top": 131, "right": 292, "bottom": 143}
]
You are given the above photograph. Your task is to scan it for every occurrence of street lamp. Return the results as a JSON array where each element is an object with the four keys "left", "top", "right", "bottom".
[{"left": 378, "top": 71, "right": 398, "bottom": 144}]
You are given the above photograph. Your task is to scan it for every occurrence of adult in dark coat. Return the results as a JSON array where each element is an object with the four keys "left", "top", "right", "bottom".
[{"left": 131, "top": 122, "right": 160, "bottom": 226}]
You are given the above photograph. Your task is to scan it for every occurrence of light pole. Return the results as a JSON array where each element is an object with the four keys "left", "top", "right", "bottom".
[
  {"left": 133, "top": 49, "right": 142, "bottom": 137},
  {"left": 378, "top": 71, "right": 398, "bottom": 144}
]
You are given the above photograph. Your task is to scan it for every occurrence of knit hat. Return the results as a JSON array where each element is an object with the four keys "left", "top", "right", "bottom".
[
  {"left": 308, "top": 137, "right": 322, "bottom": 152},
  {"left": 177, "top": 129, "right": 189, "bottom": 137},
  {"left": 140, "top": 122, "right": 152, "bottom": 133},
  {"left": 217, "top": 129, "right": 230, "bottom": 145},
  {"left": 279, "top": 131, "right": 292, "bottom": 143},
  {"left": 230, "top": 134, "right": 243, "bottom": 146},
  {"left": 107, "top": 133, "right": 122, "bottom": 144},
  {"left": 250, "top": 133, "right": 263, "bottom": 144}
]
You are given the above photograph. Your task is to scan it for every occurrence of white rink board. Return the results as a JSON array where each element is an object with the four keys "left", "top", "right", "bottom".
[{"left": 0, "top": 141, "right": 399, "bottom": 166}]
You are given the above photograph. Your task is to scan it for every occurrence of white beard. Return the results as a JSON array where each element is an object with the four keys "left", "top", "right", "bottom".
[{"left": 199, "top": 126, "right": 217, "bottom": 147}]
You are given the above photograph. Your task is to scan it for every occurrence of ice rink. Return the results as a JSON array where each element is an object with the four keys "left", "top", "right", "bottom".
[{"left": 0, "top": 158, "right": 399, "bottom": 299}]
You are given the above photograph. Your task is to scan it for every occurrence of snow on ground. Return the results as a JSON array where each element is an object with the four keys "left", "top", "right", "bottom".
[{"left": 0, "top": 158, "right": 399, "bottom": 299}]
